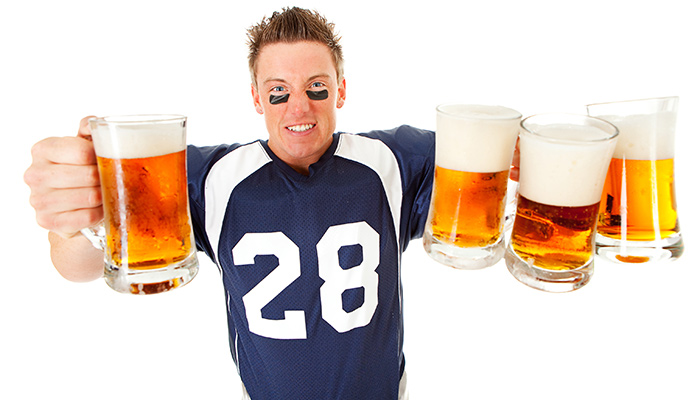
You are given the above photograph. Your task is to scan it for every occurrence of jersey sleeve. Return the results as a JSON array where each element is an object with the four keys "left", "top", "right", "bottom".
[{"left": 186, "top": 143, "right": 242, "bottom": 261}]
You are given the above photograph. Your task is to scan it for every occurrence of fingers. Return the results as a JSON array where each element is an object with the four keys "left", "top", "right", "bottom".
[
  {"left": 25, "top": 161, "right": 100, "bottom": 191},
  {"left": 29, "top": 186, "right": 102, "bottom": 215},
  {"left": 25, "top": 119, "right": 102, "bottom": 237},
  {"left": 509, "top": 166, "right": 520, "bottom": 182},
  {"left": 26, "top": 135, "right": 99, "bottom": 193},
  {"left": 36, "top": 207, "right": 104, "bottom": 239},
  {"left": 30, "top": 136, "right": 97, "bottom": 166},
  {"left": 28, "top": 183, "right": 103, "bottom": 236}
]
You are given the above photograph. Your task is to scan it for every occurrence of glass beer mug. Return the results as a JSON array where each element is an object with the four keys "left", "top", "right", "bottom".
[
  {"left": 587, "top": 97, "right": 684, "bottom": 263},
  {"left": 82, "top": 115, "right": 199, "bottom": 294},
  {"left": 423, "top": 104, "right": 521, "bottom": 269},
  {"left": 505, "top": 114, "right": 618, "bottom": 292}
]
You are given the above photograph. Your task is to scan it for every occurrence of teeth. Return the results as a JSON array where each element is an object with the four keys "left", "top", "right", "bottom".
[{"left": 287, "top": 124, "right": 314, "bottom": 132}]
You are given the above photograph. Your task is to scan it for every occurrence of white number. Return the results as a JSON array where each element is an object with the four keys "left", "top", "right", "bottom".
[
  {"left": 232, "top": 232, "right": 307, "bottom": 340},
  {"left": 232, "top": 222, "right": 380, "bottom": 339},
  {"left": 317, "top": 222, "right": 379, "bottom": 333}
]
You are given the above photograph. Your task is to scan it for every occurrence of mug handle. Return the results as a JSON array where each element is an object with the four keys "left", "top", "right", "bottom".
[
  {"left": 503, "top": 179, "right": 519, "bottom": 230},
  {"left": 81, "top": 223, "right": 106, "bottom": 250}
]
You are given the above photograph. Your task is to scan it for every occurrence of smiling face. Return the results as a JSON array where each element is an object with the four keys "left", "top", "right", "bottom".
[{"left": 252, "top": 41, "right": 347, "bottom": 174}]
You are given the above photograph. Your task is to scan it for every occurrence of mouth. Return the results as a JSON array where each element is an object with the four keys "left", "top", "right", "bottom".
[{"left": 286, "top": 123, "right": 316, "bottom": 133}]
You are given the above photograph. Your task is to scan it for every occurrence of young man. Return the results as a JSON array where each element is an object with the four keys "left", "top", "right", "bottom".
[{"left": 25, "top": 7, "right": 434, "bottom": 399}]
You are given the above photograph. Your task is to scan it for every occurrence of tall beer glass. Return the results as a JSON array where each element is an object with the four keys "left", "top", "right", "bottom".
[
  {"left": 423, "top": 104, "right": 521, "bottom": 269},
  {"left": 587, "top": 97, "right": 683, "bottom": 263},
  {"left": 83, "top": 115, "right": 199, "bottom": 295},
  {"left": 505, "top": 114, "right": 618, "bottom": 292}
]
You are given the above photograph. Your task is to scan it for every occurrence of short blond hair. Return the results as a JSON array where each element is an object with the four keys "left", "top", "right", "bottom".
[{"left": 247, "top": 7, "right": 344, "bottom": 85}]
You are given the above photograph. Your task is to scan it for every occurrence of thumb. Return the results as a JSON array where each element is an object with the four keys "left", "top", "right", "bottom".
[{"left": 77, "top": 115, "right": 97, "bottom": 140}]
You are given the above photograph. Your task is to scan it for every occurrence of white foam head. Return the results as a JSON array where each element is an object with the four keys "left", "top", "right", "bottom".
[
  {"left": 436, "top": 104, "right": 521, "bottom": 172},
  {"left": 518, "top": 114, "right": 619, "bottom": 207},
  {"left": 587, "top": 97, "right": 678, "bottom": 160},
  {"left": 90, "top": 115, "right": 187, "bottom": 159},
  {"left": 589, "top": 112, "right": 676, "bottom": 160}
]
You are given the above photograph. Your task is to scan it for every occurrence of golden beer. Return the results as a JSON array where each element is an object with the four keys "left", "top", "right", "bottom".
[
  {"left": 429, "top": 167, "right": 508, "bottom": 247},
  {"left": 511, "top": 195, "right": 598, "bottom": 270},
  {"left": 598, "top": 158, "right": 679, "bottom": 241},
  {"left": 98, "top": 149, "right": 194, "bottom": 270},
  {"left": 87, "top": 115, "right": 198, "bottom": 295}
]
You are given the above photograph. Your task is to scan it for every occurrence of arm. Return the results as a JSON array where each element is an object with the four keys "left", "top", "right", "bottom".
[{"left": 25, "top": 116, "right": 105, "bottom": 282}]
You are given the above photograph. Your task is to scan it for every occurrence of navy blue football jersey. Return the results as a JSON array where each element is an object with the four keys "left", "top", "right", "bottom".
[{"left": 187, "top": 125, "right": 434, "bottom": 399}]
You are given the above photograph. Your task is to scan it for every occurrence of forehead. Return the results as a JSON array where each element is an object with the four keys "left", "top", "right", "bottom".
[{"left": 256, "top": 41, "right": 337, "bottom": 84}]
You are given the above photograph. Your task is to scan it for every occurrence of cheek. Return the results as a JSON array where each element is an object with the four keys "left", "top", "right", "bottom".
[
  {"left": 262, "top": 104, "right": 284, "bottom": 119},
  {"left": 317, "top": 103, "right": 338, "bottom": 130},
  {"left": 262, "top": 109, "right": 282, "bottom": 131},
  {"left": 315, "top": 96, "right": 338, "bottom": 114}
]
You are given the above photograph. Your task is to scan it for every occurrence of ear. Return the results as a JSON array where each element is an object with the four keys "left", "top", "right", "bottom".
[
  {"left": 252, "top": 84, "right": 264, "bottom": 114},
  {"left": 336, "top": 78, "right": 347, "bottom": 109}
]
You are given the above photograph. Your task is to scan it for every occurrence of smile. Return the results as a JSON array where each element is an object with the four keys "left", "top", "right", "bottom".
[{"left": 287, "top": 124, "right": 315, "bottom": 133}]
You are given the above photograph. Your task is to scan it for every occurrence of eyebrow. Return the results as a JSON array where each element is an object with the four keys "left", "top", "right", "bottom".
[{"left": 262, "top": 73, "right": 333, "bottom": 86}]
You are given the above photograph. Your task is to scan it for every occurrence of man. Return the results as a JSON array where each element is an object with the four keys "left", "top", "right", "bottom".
[{"left": 25, "top": 7, "right": 434, "bottom": 399}]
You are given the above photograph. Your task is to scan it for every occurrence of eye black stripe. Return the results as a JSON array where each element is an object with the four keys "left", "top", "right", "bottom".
[
  {"left": 270, "top": 94, "right": 290, "bottom": 104},
  {"left": 306, "top": 90, "right": 329, "bottom": 101}
]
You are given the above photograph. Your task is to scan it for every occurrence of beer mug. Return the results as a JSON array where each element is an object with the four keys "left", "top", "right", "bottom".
[
  {"left": 587, "top": 97, "right": 683, "bottom": 263},
  {"left": 82, "top": 115, "right": 199, "bottom": 295},
  {"left": 505, "top": 114, "right": 618, "bottom": 292},
  {"left": 423, "top": 104, "right": 521, "bottom": 269}
]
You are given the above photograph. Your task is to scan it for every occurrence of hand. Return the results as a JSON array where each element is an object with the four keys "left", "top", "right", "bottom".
[
  {"left": 24, "top": 116, "right": 103, "bottom": 238},
  {"left": 509, "top": 137, "right": 520, "bottom": 182}
]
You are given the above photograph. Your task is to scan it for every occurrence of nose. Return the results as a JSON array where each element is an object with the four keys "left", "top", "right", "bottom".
[{"left": 288, "top": 90, "right": 311, "bottom": 115}]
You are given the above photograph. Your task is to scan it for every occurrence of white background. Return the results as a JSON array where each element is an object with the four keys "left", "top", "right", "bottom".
[{"left": 2, "top": 0, "right": 699, "bottom": 399}]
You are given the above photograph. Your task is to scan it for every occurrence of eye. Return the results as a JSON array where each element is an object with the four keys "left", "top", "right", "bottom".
[
  {"left": 310, "top": 82, "right": 325, "bottom": 88},
  {"left": 271, "top": 86, "right": 286, "bottom": 92}
]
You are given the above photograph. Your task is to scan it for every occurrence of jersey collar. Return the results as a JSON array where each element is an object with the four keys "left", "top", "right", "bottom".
[{"left": 261, "top": 133, "right": 341, "bottom": 179}]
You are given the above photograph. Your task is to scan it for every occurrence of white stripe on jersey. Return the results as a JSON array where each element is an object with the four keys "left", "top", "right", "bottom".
[
  {"left": 204, "top": 141, "right": 272, "bottom": 268},
  {"left": 334, "top": 134, "right": 403, "bottom": 256},
  {"left": 334, "top": 134, "right": 405, "bottom": 342}
]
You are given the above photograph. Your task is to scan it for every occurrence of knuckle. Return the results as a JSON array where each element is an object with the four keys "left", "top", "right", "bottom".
[
  {"left": 73, "top": 208, "right": 103, "bottom": 230},
  {"left": 28, "top": 192, "right": 48, "bottom": 210},
  {"left": 23, "top": 167, "right": 37, "bottom": 186},
  {"left": 85, "top": 207, "right": 104, "bottom": 226},
  {"left": 34, "top": 212, "right": 55, "bottom": 231},
  {"left": 24, "top": 166, "right": 49, "bottom": 189},
  {"left": 30, "top": 137, "right": 58, "bottom": 160},
  {"left": 29, "top": 140, "right": 46, "bottom": 159},
  {"left": 86, "top": 187, "right": 102, "bottom": 207},
  {"left": 85, "top": 165, "right": 101, "bottom": 186},
  {"left": 76, "top": 141, "right": 96, "bottom": 163}
]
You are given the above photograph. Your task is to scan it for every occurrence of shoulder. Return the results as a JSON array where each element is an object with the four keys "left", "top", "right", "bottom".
[
  {"left": 187, "top": 141, "right": 269, "bottom": 178},
  {"left": 356, "top": 125, "right": 434, "bottom": 145},
  {"left": 344, "top": 125, "right": 435, "bottom": 166},
  {"left": 353, "top": 125, "right": 435, "bottom": 159},
  {"left": 335, "top": 126, "right": 434, "bottom": 189},
  {"left": 187, "top": 141, "right": 271, "bottom": 206},
  {"left": 188, "top": 141, "right": 261, "bottom": 167}
]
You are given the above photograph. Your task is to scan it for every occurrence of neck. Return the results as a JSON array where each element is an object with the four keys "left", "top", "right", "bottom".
[{"left": 266, "top": 135, "right": 335, "bottom": 176}]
